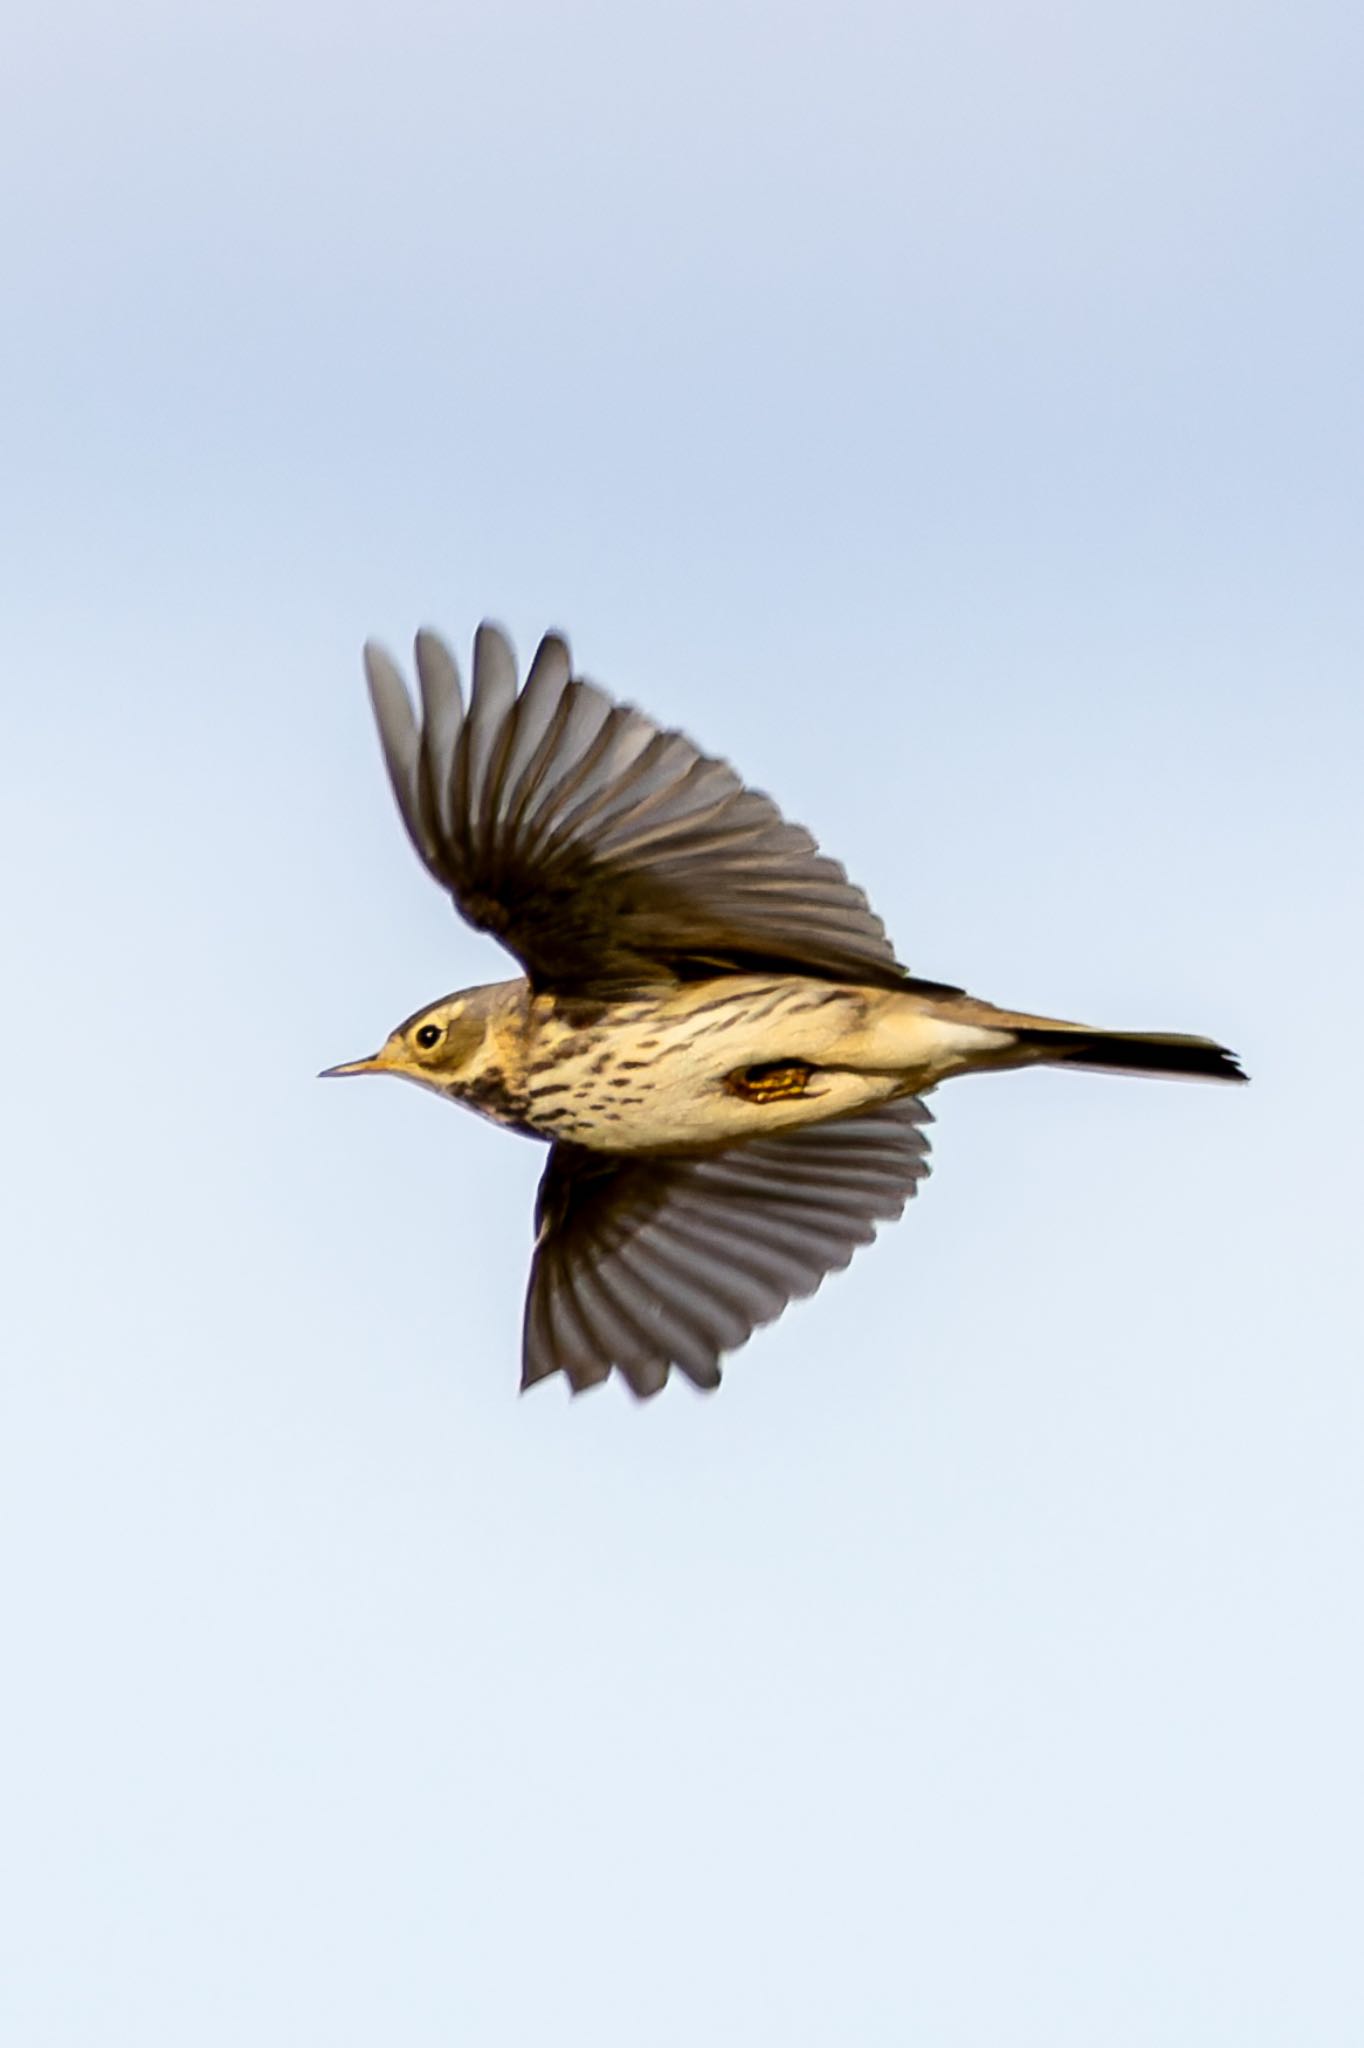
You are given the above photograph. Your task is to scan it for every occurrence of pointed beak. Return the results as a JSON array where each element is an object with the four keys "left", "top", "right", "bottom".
[{"left": 318, "top": 1052, "right": 388, "bottom": 1079}]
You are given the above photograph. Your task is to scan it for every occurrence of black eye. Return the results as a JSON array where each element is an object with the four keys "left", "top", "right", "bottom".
[{"left": 415, "top": 1024, "right": 442, "bottom": 1049}]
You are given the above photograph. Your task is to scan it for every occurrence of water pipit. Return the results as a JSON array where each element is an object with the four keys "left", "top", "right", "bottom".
[{"left": 324, "top": 622, "right": 1244, "bottom": 1397}]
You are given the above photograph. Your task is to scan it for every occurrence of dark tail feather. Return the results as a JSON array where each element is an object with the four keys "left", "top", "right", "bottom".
[{"left": 1014, "top": 1028, "right": 1248, "bottom": 1084}]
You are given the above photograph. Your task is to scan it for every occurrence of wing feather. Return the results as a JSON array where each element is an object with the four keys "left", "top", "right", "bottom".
[
  {"left": 522, "top": 1098, "right": 933, "bottom": 1397},
  {"left": 363, "top": 622, "right": 922, "bottom": 996},
  {"left": 412, "top": 630, "right": 464, "bottom": 842}
]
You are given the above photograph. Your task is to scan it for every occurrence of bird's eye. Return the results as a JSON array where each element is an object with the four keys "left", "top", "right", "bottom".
[{"left": 415, "top": 1024, "right": 442, "bottom": 1050}]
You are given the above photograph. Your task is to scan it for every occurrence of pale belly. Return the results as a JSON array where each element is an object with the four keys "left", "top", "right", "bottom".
[{"left": 513, "top": 976, "right": 1003, "bottom": 1153}]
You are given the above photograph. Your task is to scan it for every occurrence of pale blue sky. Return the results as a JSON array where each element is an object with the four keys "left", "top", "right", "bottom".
[{"left": 2, "top": 2, "right": 1361, "bottom": 2042}]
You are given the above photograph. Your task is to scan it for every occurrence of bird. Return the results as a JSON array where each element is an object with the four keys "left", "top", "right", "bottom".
[{"left": 324, "top": 620, "right": 1245, "bottom": 1399}]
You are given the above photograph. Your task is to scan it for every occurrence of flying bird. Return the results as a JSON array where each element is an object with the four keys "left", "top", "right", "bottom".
[{"left": 325, "top": 622, "right": 1245, "bottom": 1397}]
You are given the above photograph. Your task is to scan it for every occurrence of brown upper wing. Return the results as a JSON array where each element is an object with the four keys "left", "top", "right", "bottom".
[
  {"left": 523, "top": 1098, "right": 933, "bottom": 1397},
  {"left": 362, "top": 622, "right": 914, "bottom": 997}
]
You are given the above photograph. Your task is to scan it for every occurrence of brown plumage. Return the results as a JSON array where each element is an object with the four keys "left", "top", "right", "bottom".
[{"left": 324, "top": 621, "right": 1245, "bottom": 1398}]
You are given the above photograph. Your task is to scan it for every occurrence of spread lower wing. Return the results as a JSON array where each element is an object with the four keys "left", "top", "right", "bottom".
[
  {"left": 522, "top": 1098, "right": 933, "bottom": 1397},
  {"left": 362, "top": 622, "right": 916, "bottom": 998}
]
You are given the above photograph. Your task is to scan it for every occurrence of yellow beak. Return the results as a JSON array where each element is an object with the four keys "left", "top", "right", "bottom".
[{"left": 318, "top": 1052, "right": 389, "bottom": 1079}]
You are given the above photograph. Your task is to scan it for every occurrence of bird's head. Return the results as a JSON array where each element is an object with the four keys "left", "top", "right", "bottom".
[{"left": 320, "top": 991, "right": 493, "bottom": 1097}]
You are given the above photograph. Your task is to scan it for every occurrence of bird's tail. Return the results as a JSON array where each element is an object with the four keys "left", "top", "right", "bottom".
[
  {"left": 1006, "top": 1023, "right": 1246, "bottom": 1084},
  {"left": 913, "top": 991, "right": 1249, "bottom": 1084}
]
